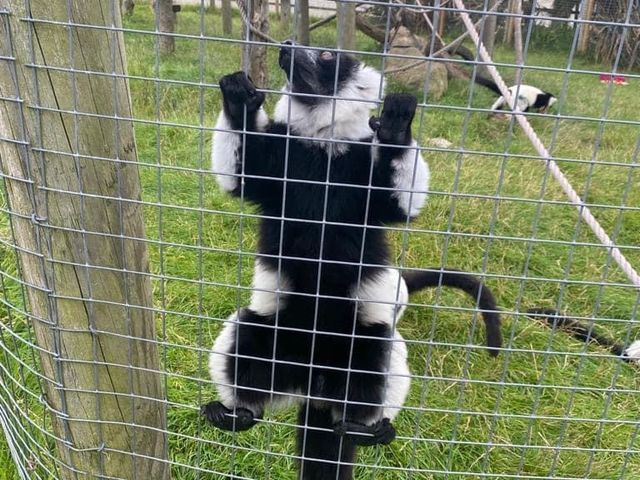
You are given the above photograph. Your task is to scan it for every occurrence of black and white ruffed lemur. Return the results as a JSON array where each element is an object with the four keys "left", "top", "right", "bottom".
[{"left": 202, "top": 41, "right": 502, "bottom": 480}]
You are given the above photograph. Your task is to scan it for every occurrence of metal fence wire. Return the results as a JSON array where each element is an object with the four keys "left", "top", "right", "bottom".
[{"left": 0, "top": 0, "right": 639, "bottom": 479}]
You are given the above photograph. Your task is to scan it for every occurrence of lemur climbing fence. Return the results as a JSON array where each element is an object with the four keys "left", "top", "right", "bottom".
[{"left": 0, "top": 0, "right": 639, "bottom": 479}]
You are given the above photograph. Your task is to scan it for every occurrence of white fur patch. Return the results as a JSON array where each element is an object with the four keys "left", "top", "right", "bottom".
[
  {"left": 624, "top": 340, "right": 640, "bottom": 364},
  {"left": 273, "top": 64, "right": 384, "bottom": 153},
  {"left": 249, "top": 259, "right": 292, "bottom": 316},
  {"left": 211, "top": 108, "right": 268, "bottom": 192},
  {"left": 383, "top": 329, "right": 411, "bottom": 421},
  {"left": 352, "top": 268, "right": 408, "bottom": 326},
  {"left": 391, "top": 141, "right": 430, "bottom": 218},
  {"left": 208, "top": 312, "right": 239, "bottom": 409}
]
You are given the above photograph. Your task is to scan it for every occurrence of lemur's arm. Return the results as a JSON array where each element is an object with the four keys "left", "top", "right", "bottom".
[
  {"left": 368, "top": 94, "right": 430, "bottom": 223},
  {"left": 212, "top": 72, "right": 284, "bottom": 204}
]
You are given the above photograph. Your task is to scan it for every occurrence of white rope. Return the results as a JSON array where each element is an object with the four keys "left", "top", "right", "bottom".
[{"left": 452, "top": 0, "right": 640, "bottom": 288}]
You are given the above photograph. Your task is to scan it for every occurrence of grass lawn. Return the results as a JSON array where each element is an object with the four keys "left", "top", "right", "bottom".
[{"left": 1, "top": 4, "right": 639, "bottom": 479}]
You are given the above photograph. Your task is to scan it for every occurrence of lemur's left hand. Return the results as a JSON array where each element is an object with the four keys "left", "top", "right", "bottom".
[
  {"left": 219, "top": 71, "right": 266, "bottom": 126},
  {"left": 369, "top": 94, "right": 417, "bottom": 146}
]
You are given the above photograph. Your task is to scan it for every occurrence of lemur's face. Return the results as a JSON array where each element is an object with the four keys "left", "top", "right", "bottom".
[{"left": 278, "top": 41, "right": 360, "bottom": 104}]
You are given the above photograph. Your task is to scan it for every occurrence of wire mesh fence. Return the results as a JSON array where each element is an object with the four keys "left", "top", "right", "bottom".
[{"left": 0, "top": 0, "right": 639, "bottom": 479}]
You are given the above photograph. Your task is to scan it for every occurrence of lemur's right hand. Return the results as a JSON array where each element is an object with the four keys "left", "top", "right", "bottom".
[
  {"left": 369, "top": 93, "right": 417, "bottom": 146},
  {"left": 220, "top": 72, "right": 265, "bottom": 127}
]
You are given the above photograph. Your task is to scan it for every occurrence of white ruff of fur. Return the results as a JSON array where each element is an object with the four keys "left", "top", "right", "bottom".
[
  {"left": 390, "top": 140, "right": 430, "bottom": 218},
  {"left": 382, "top": 330, "right": 411, "bottom": 421},
  {"left": 624, "top": 340, "right": 640, "bottom": 364},
  {"left": 249, "top": 259, "right": 292, "bottom": 316},
  {"left": 208, "top": 312, "right": 239, "bottom": 409},
  {"left": 352, "top": 268, "right": 408, "bottom": 326},
  {"left": 211, "top": 108, "right": 268, "bottom": 192},
  {"left": 273, "top": 64, "right": 384, "bottom": 154}
]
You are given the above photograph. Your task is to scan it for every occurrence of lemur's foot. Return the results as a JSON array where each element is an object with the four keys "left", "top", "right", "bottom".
[
  {"left": 333, "top": 418, "right": 396, "bottom": 446},
  {"left": 369, "top": 94, "right": 417, "bottom": 146},
  {"left": 219, "top": 71, "right": 265, "bottom": 124},
  {"left": 200, "top": 401, "right": 258, "bottom": 432}
]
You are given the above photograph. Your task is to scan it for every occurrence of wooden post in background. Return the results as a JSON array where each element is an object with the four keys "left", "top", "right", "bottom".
[
  {"left": 157, "top": 0, "right": 176, "bottom": 54},
  {"left": 337, "top": 0, "right": 356, "bottom": 50},
  {"left": 295, "top": 0, "right": 310, "bottom": 45},
  {"left": 512, "top": 0, "right": 524, "bottom": 84},
  {"left": 222, "top": 0, "right": 233, "bottom": 34},
  {"left": 482, "top": 0, "right": 499, "bottom": 56},
  {"left": 0, "top": 1, "right": 169, "bottom": 478},
  {"left": 504, "top": 0, "right": 514, "bottom": 44},
  {"left": 241, "top": 0, "right": 270, "bottom": 87},
  {"left": 281, "top": 0, "right": 291, "bottom": 30},
  {"left": 577, "top": 0, "right": 595, "bottom": 53}
]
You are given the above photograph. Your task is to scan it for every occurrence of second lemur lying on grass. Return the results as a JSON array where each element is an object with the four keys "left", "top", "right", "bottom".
[
  {"left": 203, "top": 41, "right": 502, "bottom": 480},
  {"left": 452, "top": 47, "right": 557, "bottom": 113}
]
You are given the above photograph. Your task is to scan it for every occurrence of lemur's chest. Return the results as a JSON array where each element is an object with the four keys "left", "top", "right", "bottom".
[{"left": 280, "top": 140, "right": 374, "bottom": 222}]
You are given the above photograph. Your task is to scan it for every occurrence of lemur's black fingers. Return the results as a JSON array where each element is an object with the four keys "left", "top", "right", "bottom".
[
  {"left": 219, "top": 71, "right": 265, "bottom": 113},
  {"left": 200, "top": 401, "right": 258, "bottom": 432},
  {"left": 376, "top": 93, "right": 418, "bottom": 145},
  {"left": 333, "top": 418, "right": 396, "bottom": 446},
  {"left": 369, "top": 116, "right": 381, "bottom": 132},
  {"left": 382, "top": 93, "right": 418, "bottom": 120}
]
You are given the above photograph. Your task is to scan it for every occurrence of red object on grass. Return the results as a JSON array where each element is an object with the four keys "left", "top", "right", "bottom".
[{"left": 599, "top": 74, "right": 629, "bottom": 85}]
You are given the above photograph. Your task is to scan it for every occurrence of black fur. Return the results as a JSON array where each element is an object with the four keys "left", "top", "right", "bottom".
[
  {"left": 531, "top": 93, "right": 555, "bottom": 110},
  {"left": 403, "top": 268, "right": 502, "bottom": 356},
  {"left": 472, "top": 74, "right": 502, "bottom": 96}
]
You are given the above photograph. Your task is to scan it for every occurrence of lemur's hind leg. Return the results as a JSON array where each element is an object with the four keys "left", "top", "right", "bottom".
[
  {"left": 203, "top": 309, "right": 282, "bottom": 432},
  {"left": 331, "top": 329, "right": 408, "bottom": 447}
]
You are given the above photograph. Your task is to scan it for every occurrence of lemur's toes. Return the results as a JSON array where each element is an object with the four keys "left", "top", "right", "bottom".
[
  {"left": 333, "top": 418, "right": 396, "bottom": 446},
  {"left": 201, "top": 401, "right": 258, "bottom": 432}
]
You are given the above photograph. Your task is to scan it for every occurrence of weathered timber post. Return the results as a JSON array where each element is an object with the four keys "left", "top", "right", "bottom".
[
  {"left": 280, "top": 0, "right": 291, "bottom": 30},
  {"left": 295, "top": 0, "right": 310, "bottom": 45},
  {"left": 222, "top": 0, "right": 232, "bottom": 35},
  {"left": 242, "top": 0, "right": 270, "bottom": 87},
  {"left": 577, "top": 0, "right": 595, "bottom": 53},
  {"left": 337, "top": 1, "right": 356, "bottom": 50},
  {"left": 0, "top": 1, "right": 169, "bottom": 479},
  {"left": 157, "top": 0, "right": 176, "bottom": 54}
]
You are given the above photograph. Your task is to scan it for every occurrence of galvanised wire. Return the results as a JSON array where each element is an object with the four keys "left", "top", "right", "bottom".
[{"left": 0, "top": 0, "right": 638, "bottom": 479}]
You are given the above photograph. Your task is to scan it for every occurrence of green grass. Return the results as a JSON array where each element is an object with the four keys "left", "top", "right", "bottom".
[{"left": 1, "top": 4, "right": 639, "bottom": 480}]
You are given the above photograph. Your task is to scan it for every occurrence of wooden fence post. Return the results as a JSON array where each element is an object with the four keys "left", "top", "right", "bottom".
[
  {"left": 0, "top": 1, "right": 170, "bottom": 478},
  {"left": 222, "top": 0, "right": 233, "bottom": 34},
  {"left": 295, "top": 0, "right": 310, "bottom": 45},
  {"left": 337, "top": 1, "right": 356, "bottom": 50},
  {"left": 577, "top": 0, "right": 595, "bottom": 53}
]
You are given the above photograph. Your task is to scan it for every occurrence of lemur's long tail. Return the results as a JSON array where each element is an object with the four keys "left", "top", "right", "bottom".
[
  {"left": 526, "top": 308, "right": 640, "bottom": 364},
  {"left": 402, "top": 268, "right": 502, "bottom": 357}
]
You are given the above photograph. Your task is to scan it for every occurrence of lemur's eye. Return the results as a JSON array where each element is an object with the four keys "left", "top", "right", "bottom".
[{"left": 320, "top": 51, "right": 334, "bottom": 61}]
